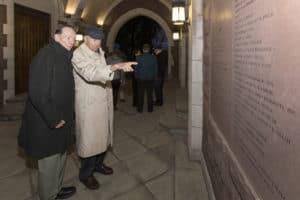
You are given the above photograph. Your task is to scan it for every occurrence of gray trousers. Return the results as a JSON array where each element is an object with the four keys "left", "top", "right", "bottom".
[{"left": 38, "top": 152, "right": 67, "bottom": 200}]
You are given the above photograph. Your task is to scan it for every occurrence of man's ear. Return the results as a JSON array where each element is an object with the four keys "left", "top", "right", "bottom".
[
  {"left": 83, "top": 35, "right": 88, "bottom": 42},
  {"left": 54, "top": 34, "right": 60, "bottom": 42}
]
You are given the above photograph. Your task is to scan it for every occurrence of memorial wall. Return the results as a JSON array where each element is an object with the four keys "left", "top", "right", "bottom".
[{"left": 203, "top": 0, "right": 300, "bottom": 199}]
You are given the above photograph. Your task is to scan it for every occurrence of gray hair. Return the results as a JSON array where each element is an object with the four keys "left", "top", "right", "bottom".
[
  {"left": 55, "top": 24, "right": 75, "bottom": 34},
  {"left": 142, "top": 43, "right": 151, "bottom": 53}
]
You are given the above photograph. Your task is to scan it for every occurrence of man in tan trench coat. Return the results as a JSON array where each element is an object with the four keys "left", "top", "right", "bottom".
[{"left": 72, "top": 26, "right": 135, "bottom": 190}]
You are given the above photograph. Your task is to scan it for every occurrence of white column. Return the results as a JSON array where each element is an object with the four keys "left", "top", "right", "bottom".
[{"left": 188, "top": 0, "right": 204, "bottom": 160}]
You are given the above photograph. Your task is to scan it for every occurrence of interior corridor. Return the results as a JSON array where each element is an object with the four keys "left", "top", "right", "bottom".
[
  {"left": 2, "top": 0, "right": 299, "bottom": 199},
  {"left": 0, "top": 80, "right": 210, "bottom": 200}
]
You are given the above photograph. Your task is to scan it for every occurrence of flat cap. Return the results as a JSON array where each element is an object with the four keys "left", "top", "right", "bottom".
[{"left": 84, "top": 26, "right": 105, "bottom": 40}]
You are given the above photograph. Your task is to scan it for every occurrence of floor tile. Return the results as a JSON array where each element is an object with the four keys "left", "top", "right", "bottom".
[
  {"left": 92, "top": 162, "right": 140, "bottom": 200},
  {"left": 0, "top": 170, "right": 32, "bottom": 200},
  {"left": 146, "top": 170, "right": 174, "bottom": 200},
  {"left": 175, "top": 141, "right": 202, "bottom": 170},
  {"left": 111, "top": 186, "right": 155, "bottom": 200},
  {"left": 125, "top": 151, "right": 169, "bottom": 182},
  {"left": 112, "top": 138, "right": 147, "bottom": 160},
  {"left": 175, "top": 169, "right": 209, "bottom": 200}
]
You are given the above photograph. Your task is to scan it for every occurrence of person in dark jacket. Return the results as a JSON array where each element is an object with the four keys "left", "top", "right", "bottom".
[
  {"left": 106, "top": 45, "right": 127, "bottom": 110},
  {"left": 135, "top": 44, "right": 158, "bottom": 113},
  {"left": 152, "top": 27, "right": 168, "bottom": 106},
  {"left": 153, "top": 48, "right": 168, "bottom": 106},
  {"left": 18, "top": 25, "right": 77, "bottom": 200},
  {"left": 131, "top": 48, "right": 141, "bottom": 107}
]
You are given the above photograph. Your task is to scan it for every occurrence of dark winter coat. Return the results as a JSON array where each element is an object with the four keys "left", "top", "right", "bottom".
[
  {"left": 135, "top": 53, "right": 158, "bottom": 81},
  {"left": 18, "top": 39, "right": 75, "bottom": 159},
  {"left": 156, "top": 50, "right": 168, "bottom": 79}
]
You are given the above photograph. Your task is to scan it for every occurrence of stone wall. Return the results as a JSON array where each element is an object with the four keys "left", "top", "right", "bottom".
[
  {"left": 0, "top": 0, "right": 60, "bottom": 105},
  {"left": 203, "top": 0, "right": 300, "bottom": 200},
  {"left": 0, "top": 4, "right": 7, "bottom": 107}
]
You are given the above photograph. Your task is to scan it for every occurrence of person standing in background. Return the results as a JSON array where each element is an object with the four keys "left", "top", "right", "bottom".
[
  {"left": 106, "top": 43, "right": 127, "bottom": 110},
  {"left": 131, "top": 48, "right": 141, "bottom": 107},
  {"left": 135, "top": 44, "right": 158, "bottom": 113},
  {"left": 152, "top": 27, "right": 168, "bottom": 106}
]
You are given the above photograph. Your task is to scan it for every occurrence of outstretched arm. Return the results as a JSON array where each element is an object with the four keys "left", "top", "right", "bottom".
[
  {"left": 110, "top": 62, "right": 136, "bottom": 72},
  {"left": 72, "top": 49, "right": 136, "bottom": 83}
]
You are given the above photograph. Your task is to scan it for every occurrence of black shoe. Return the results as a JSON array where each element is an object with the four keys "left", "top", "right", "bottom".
[
  {"left": 80, "top": 176, "right": 100, "bottom": 190},
  {"left": 55, "top": 186, "right": 76, "bottom": 199},
  {"left": 95, "top": 164, "right": 114, "bottom": 175}
]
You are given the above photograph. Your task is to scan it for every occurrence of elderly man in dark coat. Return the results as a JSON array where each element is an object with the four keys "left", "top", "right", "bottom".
[{"left": 18, "top": 25, "right": 77, "bottom": 200}]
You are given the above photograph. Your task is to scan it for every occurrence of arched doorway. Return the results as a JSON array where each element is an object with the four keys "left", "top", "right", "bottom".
[
  {"left": 14, "top": 4, "right": 50, "bottom": 94},
  {"left": 105, "top": 8, "right": 174, "bottom": 77},
  {"left": 114, "top": 16, "right": 163, "bottom": 60}
]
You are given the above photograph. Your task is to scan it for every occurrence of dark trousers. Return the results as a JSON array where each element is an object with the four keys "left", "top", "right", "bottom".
[
  {"left": 132, "top": 74, "right": 138, "bottom": 106},
  {"left": 111, "top": 79, "right": 121, "bottom": 108},
  {"left": 79, "top": 152, "right": 106, "bottom": 180},
  {"left": 137, "top": 80, "right": 154, "bottom": 112},
  {"left": 154, "top": 78, "right": 164, "bottom": 105},
  {"left": 155, "top": 50, "right": 167, "bottom": 105}
]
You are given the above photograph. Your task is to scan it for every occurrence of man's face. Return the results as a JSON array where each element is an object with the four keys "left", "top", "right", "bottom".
[
  {"left": 84, "top": 36, "right": 101, "bottom": 52},
  {"left": 56, "top": 27, "right": 76, "bottom": 51}
]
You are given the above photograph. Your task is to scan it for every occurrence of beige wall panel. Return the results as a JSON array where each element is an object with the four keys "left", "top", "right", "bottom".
[{"left": 203, "top": 0, "right": 300, "bottom": 199}]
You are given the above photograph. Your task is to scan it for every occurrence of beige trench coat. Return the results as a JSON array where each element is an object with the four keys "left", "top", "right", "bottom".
[{"left": 72, "top": 43, "right": 114, "bottom": 158}]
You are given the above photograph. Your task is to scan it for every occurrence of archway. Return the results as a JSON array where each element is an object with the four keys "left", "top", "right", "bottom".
[
  {"left": 106, "top": 8, "right": 174, "bottom": 76},
  {"left": 106, "top": 8, "right": 173, "bottom": 50},
  {"left": 114, "top": 16, "right": 164, "bottom": 59}
]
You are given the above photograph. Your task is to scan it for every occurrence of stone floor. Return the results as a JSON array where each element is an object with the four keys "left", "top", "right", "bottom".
[{"left": 0, "top": 80, "right": 210, "bottom": 200}]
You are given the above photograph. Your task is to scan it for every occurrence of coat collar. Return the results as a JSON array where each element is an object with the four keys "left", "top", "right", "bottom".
[
  {"left": 49, "top": 38, "right": 73, "bottom": 59},
  {"left": 80, "top": 43, "right": 104, "bottom": 57}
]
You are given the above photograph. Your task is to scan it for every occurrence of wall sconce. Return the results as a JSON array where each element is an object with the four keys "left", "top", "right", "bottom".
[
  {"left": 65, "top": 9, "right": 76, "bottom": 17},
  {"left": 172, "top": 5, "right": 185, "bottom": 25},
  {"left": 172, "top": 0, "right": 190, "bottom": 25},
  {"left": 173, "top": 32, "right": 180, "bottom": 40},
  {"left": 74, "top": 34, "right": 83, "bottom": 47},
  {"left": 65, "top": 0, "right": 79, "bottom": 15},
  {"left": 76, "top": 34, "right": 83, "bottom": 41},
  {"left": 97, "top": 18, "right": 104, "bottom": 26}
]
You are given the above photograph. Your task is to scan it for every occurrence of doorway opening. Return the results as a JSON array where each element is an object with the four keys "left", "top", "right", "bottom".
[{"left": 14, "top": 4, "right": 50, "bottom": 94}]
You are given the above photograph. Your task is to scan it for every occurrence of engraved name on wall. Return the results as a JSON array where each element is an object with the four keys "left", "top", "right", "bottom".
[{"left": 232, "top": 0, "right": 300, "bottom": 199}]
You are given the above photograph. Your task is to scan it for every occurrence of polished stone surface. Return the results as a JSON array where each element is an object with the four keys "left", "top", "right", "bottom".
[{"left": 0, "top": 81, "right": 210, "bottom": 200}]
